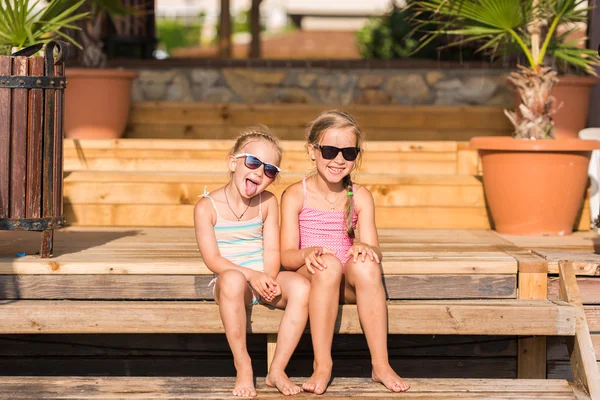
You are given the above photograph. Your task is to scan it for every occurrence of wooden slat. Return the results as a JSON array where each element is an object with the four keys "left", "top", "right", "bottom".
[
  {"left": 63, "top": 178, "right": 486, "bottom": 208},
  {"left": 0, "top": 334, "right": 516, "bottom": 357},
  {"left": 127, "top": 103, "right": 514, "bottom": 131},
  {"left": 547, "top": 336, "right": 600, "bottom": 362},
  {"left": 61, "top": 203, "right": 496, "bottom": 229},
  {"left": 558, "top": 261, "right": 600, "bottom": 398},
  {"left": 64, "top": 138, "right": 462, "bottom": 152},
  {"left": 9, "top": 56, "right": 28, "bottom": 219},
  {"left": 0, "top": 56, "right": 11, "bottom": 218},
  {"left": 0, "top": 377, "right": 580, "bottom": 399},
  {"left": 0, "top": 274, "right": 516, "bottom": 300},
  {"left": 53, "top": 61, "right": 64, "bottom": 217},
  {"left": 25, "top": 56, "right": 44, "bottom": 218},
  {"left": 0, "top": 299, "right": 575, "bottom": 335},
  {"left": 0, "top": 227, "right": 518, "bottom": 275},
  {"left": 549, "top": 277, "right": 600, "bottom": 304},
  {"left": 125, "top": 124, "right": 510, "bottom": 141}
]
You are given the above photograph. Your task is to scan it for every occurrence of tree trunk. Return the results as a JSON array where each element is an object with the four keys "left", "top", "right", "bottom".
[
  {"left": 218, "top": 0, "right": 232, "bottom": 58},
  {"left": 248, "top": 0, "right": 262, "bottom": 58}
]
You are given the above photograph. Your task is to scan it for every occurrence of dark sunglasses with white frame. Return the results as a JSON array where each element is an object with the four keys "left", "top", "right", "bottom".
[{"left": 234, "top": 153, "right": 281, "bottom": 179}]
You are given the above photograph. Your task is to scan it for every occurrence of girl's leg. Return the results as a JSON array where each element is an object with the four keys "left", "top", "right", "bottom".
[
  {"left": 263, "top": 271, "right": 310, "bottom": 396},
  {"left": 343, "top": 259, "right": 410, "bottom": 393},
  {"left": 296, "top": 254, "right": 343, "bottom": 395},
  {"left": 215, "top": 269, "right": 256, "bottom": 397}
]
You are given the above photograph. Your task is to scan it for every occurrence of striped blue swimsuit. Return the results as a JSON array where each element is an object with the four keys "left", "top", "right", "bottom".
[{"left": 203, "top": 191, "right": 264, "bottom": 305}]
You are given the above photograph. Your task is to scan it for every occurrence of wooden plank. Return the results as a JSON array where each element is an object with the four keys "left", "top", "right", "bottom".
[
  {"left": 549, "top": 277, "right": 600, "bottom": 304},
  {"left": 0, "top": 56, "right": 11, "bottom": 218},
  {"left": 53, "top": 61, "right": 64, "bottom": 217},
  {"left": 0, "top": 227, "right": 519, "bottom": 275},
  {"left": 63, "top": 180, "right": 486, "bottom": 208},
  {"left": 518, "top": 270, "right": 548, "bottom": 379},
  {"left": 125, "top": 123, "right": 510, "bottom": 141},
  {"left": 63, "top": 138, "right": 463, "bottom": 152},
  {"left": 63, "top": 156, "right": 459, "bottom": 175},
  {"left": 548, "top": 336, "right": 600, "bottom": 362},
  {"left": 558, "top": 261, "right": 600, "bottom": 398},
  {"left": 127, "top": 103, "right": 513, "bottom": 132},
  {"left": 0, "top": 299, "right": 575, "bottom": 335},
  {"left": 9, "top": 56, "right": 28, "bottom": 219},
  {"left": 0, "top": 334, "right": 517, "bottom": 357},
  {"left": 0, "top": 377, "right": 581, "bottom": 399},
  {"left": 62, "top": 203, "right": 494, "bottom": 229},
  {"left": 0, "top": 274, "right": 516, "bottom": 300},
  {"left": 25, "top": 56, "right": 44, "bottom": 218}
]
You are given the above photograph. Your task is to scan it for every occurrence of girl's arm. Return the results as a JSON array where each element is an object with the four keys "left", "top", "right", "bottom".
[
  {"left": 354, "top": 186, "right": 383, "bottom": 262},
  {"left": 280, "top": 183, "right": 309, "bottom": 270},
  {"left": 194, "top": 198, "right": 261, "bottom": 280},
  {"left": 261, "top": 192, "right": 281, "bottom": 280}
]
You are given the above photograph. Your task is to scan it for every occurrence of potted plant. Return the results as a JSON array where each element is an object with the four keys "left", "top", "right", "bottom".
[
  {"left": 411, "top": 0, "right": 600, "bottom": 235},
  {"left": 62, "top": 0, "right": 139, "bottom": 139},
  {"left": 1, "top": 0, "right": 88, "bottom": 55}
]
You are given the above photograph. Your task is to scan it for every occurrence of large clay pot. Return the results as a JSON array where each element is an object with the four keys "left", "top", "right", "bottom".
[
  {"left": 470, "top": 136, "right": 600, "bottom": 235},
  {"left": 514, "top": 75, "right": 597, "bottom": 140},
  {"left": 65, "top": 68, "right": 138, "bottom": 139}
]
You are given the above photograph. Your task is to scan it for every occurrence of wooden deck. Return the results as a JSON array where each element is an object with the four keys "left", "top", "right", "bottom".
[{"left": 0, "top": 228, "right": 599, "bottom": 398}]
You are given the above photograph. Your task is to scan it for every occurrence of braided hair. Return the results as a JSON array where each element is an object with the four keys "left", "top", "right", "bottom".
[{"left": 305, "top": 110, "right": 365, "bottom": 238}]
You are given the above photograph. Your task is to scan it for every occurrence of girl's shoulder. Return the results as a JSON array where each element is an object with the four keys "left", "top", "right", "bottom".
[
  {"left": 351, "top": 183, "right": 375, "bottom": 211},
  {"left": 280, "top": 180, "right": 305, "bottom": 207},
  {"left": 194, "top": 187, "right": 224, "bottom": 223}
]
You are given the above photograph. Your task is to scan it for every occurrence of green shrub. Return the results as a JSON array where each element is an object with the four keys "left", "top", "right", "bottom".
[{"left": 156, "top": 15, "right": 204, "bottom": 55}]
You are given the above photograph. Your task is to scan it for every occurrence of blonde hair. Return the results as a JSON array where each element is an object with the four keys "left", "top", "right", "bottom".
[
  {"left": 229, "top": 125, "right": 283, "bottom": 178},
  {"left": 305, "top": 110, "right": 365, "bottom": 239}
]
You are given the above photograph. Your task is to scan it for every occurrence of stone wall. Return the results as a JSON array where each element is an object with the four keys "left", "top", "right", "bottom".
[{"left": 131, "top": 68, "right": 514, "bottom": 107}]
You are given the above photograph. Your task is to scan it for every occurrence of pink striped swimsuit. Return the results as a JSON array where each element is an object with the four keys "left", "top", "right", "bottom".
[{"left": 298, "top": 177, "right": 358, "bottom": 265}]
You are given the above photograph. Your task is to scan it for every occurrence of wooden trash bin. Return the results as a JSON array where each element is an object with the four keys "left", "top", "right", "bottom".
[{"left": 0, "top": 41, "right": 67, "bottom": 258}]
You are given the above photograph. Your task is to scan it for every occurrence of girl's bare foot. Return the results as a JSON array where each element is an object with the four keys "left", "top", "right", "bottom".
[
  {"left": 266, "top": 369, "right": 302, "bottom": 396},
  {"left": 372, "top": 364, "right": 410, "bottom": 392},
  {"left": 302, "top": 365, "right": 331, "bottom": 395},
  {"left": 233, "top": 361, "right": 256, "bottom": 397}
]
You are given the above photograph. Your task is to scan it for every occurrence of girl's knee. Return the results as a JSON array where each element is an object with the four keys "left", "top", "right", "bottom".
[
  {"left": 347, "top": 259, "right": 381, "bottom": 283},
  {"left": 312, "top": 255, "right": 343, "bottom": 285},
  {"left": 217, "top": 269, "right": 247, "bottom": 298}
]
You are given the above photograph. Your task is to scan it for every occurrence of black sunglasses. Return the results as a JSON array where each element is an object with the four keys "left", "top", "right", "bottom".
[
  {"left": 234, "top": 153, "right": 281, "bottom": 179},
  {"left": 313, "top": 145, "right": 360, "bottom": 161}
]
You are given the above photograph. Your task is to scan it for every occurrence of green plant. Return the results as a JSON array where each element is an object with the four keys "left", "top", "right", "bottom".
[
  {"left": 156, "top": 16, "right": 204, "bottom": 55},
  {"left": 356, "top": 3, "right": 440, "bottom": 60},
  {"left": 0, "top": 0, "right": 88, "bottom": 55},
  {"left": 411, "top": 0, "right": 600, "bottom": 139}
]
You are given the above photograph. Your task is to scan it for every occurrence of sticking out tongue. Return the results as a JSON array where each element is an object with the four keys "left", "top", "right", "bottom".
[{"left": 245, "top": 179, "right": 258, "bottom": 197}]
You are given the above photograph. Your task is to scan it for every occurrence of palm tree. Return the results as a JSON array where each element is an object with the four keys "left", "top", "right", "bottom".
[{"left": 411, "top": 0, "right": 600, "bottom": 139}]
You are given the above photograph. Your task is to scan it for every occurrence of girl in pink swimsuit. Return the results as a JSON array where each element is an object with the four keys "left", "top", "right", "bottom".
[
  {"left": 195, "top": 126, "right": 310, "bottom": 397},
  {"left": 280, "top": 110, "right": 410, "bottom": 395}
]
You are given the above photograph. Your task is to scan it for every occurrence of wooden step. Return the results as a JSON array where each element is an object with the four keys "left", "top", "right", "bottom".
[
  {"left": 0, "top": 377, "right": 587, "bottom": 399},
  {"left": 64, "top": 139, "right": 480, "bottom": 176},
  {"left": 61, "top": 170, "right": 590, "bottom": 230},
  {"left": 0, "top": 299, "right": 576, "bottom": 335},
  {"left": 124, "top": 102, "right": 514, "bottom": 141}
]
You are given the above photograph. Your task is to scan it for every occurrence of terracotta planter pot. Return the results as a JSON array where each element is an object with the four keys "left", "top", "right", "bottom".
[
  {"left": 470, "top": 136, "right": 600, "bottom": 235},
  {"left": 64, "top": 68, "right": 139, "bottom": 139},
  {"left": 513, "top": 75, "right": 597, "bottom": 140}
]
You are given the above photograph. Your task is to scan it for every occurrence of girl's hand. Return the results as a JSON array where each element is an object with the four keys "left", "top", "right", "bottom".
[
  {"left": 345, "top": 242, "right": 380, "bottom": 263},
  {"left": 303, "top": 247, "right": 335, "bottom": 274},
  {"left": 249, "top": 271, "right": 279, "bottom": 302}
]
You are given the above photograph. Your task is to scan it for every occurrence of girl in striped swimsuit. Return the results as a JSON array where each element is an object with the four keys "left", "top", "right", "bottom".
[
  {"left": 280, "top": 111, "right": 410, "bottom": 395},
  {"left": 194, "top": 127, "right": 310, "bottom": 398}
]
